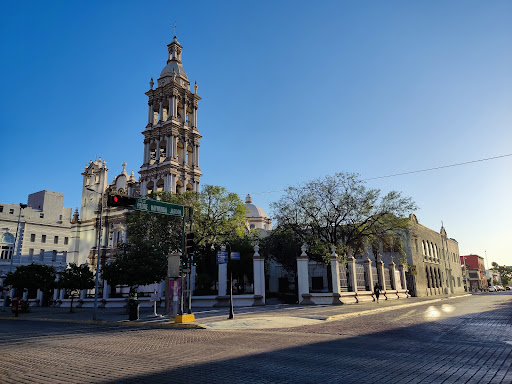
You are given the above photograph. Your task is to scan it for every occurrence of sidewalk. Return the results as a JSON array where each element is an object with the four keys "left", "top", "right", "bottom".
[{"left": 0, "top": 294, "right": 473, "bottom": 330}]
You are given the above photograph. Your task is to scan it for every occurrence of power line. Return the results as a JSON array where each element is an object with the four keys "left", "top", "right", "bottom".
[{"left": 250, "top": 153, "right": 512, "bottom": 195}]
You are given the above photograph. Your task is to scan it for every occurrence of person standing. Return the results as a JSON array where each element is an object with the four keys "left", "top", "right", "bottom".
[{"left": 374, "top": 283, "right": 381, "bottom": 303}]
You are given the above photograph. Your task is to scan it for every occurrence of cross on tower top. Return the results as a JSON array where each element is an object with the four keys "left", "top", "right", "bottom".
[{"left": 173, "top": 22, "right": 178, "bottom": 38}]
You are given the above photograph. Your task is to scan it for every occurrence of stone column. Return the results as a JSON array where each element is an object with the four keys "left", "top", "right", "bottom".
[
  {"left": 296, "top": 243, "right": 311, "bottom": 304},
  {"left": 143, "top": 142, "right": 149, "bottom": 164},
  {"left": 195, "top": 145, "right": 199, "bottom": 166},
  {"left": 252, "top": 244, "right": 265, "bottom": 305},
  {"left": 398, "top": 264, "right": 407, "bottom": 290},
  {"left": 376, "top": 253, "right": 386, "bottom": 291},
  {"left": 364, "top": 256, "right": 374, "bottom": 292},
  {"left": 389, "top": 262, "right": 397, "bottom": 290},
  {"left": 148, "top": 103, "right": 153, "bottom": 125},
  {"left": 155, "top": 140, "right": 161, "bottom": 163},
  {"left": 330, "top": 245, "right": 342, "bottom": 305},
  {"left": 182, "top": 102, "right": 187, "bottom": 124},
  {"left": 218, "top": 246, "right": 227, "bottom": 297},
  {"left": 347, "top": 250, "right": 358, "bottom": 293},
  {"left": 167, "top": 96, "right": 173, "bottom": 120},
  {"left": 166, "top": 136, "right": 172, "bottom": 158}
]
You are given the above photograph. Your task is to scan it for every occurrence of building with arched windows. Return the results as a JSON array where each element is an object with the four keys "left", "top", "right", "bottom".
[{"left": 403, "top": 214, "right": 465, "bottom": 297}]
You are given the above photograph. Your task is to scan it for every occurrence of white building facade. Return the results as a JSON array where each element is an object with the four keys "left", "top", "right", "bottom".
[{"left": 0, "top": 190, "right": 72, "bottom": 299}]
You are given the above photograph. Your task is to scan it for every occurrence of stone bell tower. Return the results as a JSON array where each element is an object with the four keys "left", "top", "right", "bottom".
[{"left": 139, "top": 31, "right": 202, "bottom": 195}]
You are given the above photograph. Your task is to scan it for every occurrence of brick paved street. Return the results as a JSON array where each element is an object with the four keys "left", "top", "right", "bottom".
[{"left": 1, "top": 293, "right": 511, "bottom": 383}]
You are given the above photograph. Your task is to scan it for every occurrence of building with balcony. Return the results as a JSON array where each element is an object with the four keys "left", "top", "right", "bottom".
[{"left": 460, "top": 254, "right": 488, "bottom": 292}]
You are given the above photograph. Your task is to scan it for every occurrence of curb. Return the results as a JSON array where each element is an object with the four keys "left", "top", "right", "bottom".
[{"left": 0, "top": 315, "right": 205, "bottom": 329}]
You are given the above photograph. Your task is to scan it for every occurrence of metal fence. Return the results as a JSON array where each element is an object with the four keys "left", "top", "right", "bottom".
[
  {"left": 372, "top": 266, "right": 378, "bottom": 289},
  {"left": 339, "top": 263, "right": 349, "bottom": 291},
  {"left": 384, "top": 269, "right": 392, "bottom": 290},
  {"left": 355, "top": 264, "right": 366, "bottom": 291}
]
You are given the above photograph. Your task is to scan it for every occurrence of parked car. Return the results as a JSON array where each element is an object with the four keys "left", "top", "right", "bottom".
[
  {"left": 506, "top": 286, "right": 511, "bottom": 290},
  {"left": 489, "top": 286, "right": 496, "bottom": 292},
  {"left": 497, "top": 285, "right": 505, "bottom": 291}
]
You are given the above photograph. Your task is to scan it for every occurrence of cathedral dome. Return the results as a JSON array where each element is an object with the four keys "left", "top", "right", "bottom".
[
  {"left": 245, "top": 194, "right": 268, "bottom": 218},
  {"left": 160, "top": 61, "right": 188, "bottom": 80}
]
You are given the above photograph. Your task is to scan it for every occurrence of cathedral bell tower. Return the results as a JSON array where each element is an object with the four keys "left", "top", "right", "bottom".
[{"left": 139, "top": 32, "right": 202, "bottom": 195}]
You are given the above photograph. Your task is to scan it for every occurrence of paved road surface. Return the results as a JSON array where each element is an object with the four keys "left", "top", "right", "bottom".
[{"left": 1, "top": 292, "right": 511, "bottom": 383}]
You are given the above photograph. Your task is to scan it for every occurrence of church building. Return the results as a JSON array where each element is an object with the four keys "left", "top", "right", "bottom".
[{"left": 70, "top": 32, "right": 202, "bottom": 275}]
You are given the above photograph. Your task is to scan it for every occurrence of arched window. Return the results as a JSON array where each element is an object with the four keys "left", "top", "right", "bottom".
[
  {"left": 426, "top": 267, "right": 431, "bottom": 288},
  {"left": 0, "top": 232, "right": 15, "bottom": 260}
]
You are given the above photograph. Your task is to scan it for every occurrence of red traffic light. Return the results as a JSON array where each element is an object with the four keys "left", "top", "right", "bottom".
[{"left": 107, "top": 194, "right": 136, "bottom": 207}]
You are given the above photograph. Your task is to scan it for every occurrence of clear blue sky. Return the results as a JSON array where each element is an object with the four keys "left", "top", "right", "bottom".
[{"left": 1, "top": 1, "right": 511, "bottom": 266}]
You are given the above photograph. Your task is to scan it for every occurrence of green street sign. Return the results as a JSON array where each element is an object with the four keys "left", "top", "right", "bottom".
[{"left": 134, "top": 197, "right": 184, "bottom": 217}]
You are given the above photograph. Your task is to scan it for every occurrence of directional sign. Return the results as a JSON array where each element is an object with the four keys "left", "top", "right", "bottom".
[
  {"left": 230, "top": 252, "right": 240, "bottom": 261},
  {"left": 216, "top": 251, "right": 228, "bottom": 264},
  {"left": 134, "top": 198, "right": 184, "bottom": 217}
]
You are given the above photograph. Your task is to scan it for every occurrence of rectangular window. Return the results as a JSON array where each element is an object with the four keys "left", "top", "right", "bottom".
[
  {"left": 457, "top": 277, "right": 461, "bottom": 287},
  {"left": 30, "top": 234, "right": 36, "bottom": 242},
  {"left": 59, "top": 215, "right": 62, "bottom": 220},
  {"left": 41, "top": 235, "right": 46, "bottom": 243},
  {"left": 9, "top": 209, "right": 14, "bottom": 214},
  {"left": 0, "top": 206, "right": 3, "bottom": 213},
  {"left": 52, "top": 250, "right": 57, "bottom": 262},
  {"left": 54, "top": 236, "right": 58, "bottom": 244},
  {"left": 29, "top": 249, "right": 34, "bottom": 256},
  {"left": 64, "top": 237, "right": 69, "bottom": 245},
  {"left": 63, "top": 251, "right": 67, "bottom": 260},
  {"left": 40, "top": 213, "right": 44, "bottom": 218},
  {"left": 40, "top": 249, "right": 45, "bottom": 262}
]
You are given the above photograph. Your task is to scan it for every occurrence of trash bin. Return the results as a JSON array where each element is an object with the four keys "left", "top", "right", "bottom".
[{"left": 128, "top": 299, "right": 139, "bottom": 321}]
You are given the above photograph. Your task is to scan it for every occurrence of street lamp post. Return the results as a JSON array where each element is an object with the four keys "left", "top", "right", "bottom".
[
  {"left": 2, "top": 203, "right": 27, "bottom": 311},
  {"left": 226, "top": 242, "right": 234, "bottom": 319},
  {"left": 87, "top": 188, "right": 104, "bottom": 321}
]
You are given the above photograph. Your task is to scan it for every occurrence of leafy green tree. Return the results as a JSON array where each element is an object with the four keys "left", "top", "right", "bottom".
[
  {"left": 271, "top": 172, "right": 417, "bottom": 263},
  {"left": 4, "top": 264, "right": 56, "bottom": 298},
  {"left": 491, "top": 262, "right": 511, "bottom": 285},
  {"left": 259, "top": 228, "right": 302, "bottom": 273},
  {"left": 102, "top": 184, "right": 248, "bottom": 293},
  {"left": 59, "top": 263, "right": 94, "bottom": 312}
]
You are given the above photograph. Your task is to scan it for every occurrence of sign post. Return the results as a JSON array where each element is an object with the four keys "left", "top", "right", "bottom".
[{"left": 133, "top": 198, "right": 184, "bottom": 217}]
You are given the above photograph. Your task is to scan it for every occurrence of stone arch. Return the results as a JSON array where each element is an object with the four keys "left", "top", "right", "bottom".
[
  {"left": 0, "top": 232, "right": 15, "bottom": 260},
  {"left": 147, "top": 181, "right": 154, "bottom": 195},
  {"left": 176, "top": 180, "right": 183, "bottom": 194},
  {"left": 156, "top": 179, "right": 164, "bottom": 192}
]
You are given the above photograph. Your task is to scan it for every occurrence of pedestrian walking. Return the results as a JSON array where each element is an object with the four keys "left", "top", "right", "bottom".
[{"left": 374, "top": 283, "right": 381, "bottom": 303}]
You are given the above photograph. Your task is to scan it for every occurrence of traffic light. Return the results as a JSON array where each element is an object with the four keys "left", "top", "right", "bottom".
[
  {"left": 185, "top": 232, "right": 195, "bottom": 255},
  {"left": 107, "top": 194, "right": 136, "bottom": 207}
]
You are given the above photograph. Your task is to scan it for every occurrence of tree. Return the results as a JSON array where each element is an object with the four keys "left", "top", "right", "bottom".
[
  {"left": 271, "top": 172, "right": 417, "bottom": 263},
  {"left": 102, "top": 184, "right": 248, "bottom": 293},
  {"left": 259, "top": 227, "right": 302, "bottom": 273},
  {"left": 59, "top": 263, "right": 95, "bottom": 312},
  {"left": 4, "top": 264, "right": 56, "bottom": 298},
  {"left": 491, "top": 262, "right": 511, "bottom": 285}
]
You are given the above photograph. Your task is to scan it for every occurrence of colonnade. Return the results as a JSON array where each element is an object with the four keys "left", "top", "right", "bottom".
[{"left": 147, "top": 96, "right": 197, "bottom": 128}]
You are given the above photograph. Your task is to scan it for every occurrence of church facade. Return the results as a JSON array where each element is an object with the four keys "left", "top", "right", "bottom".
[{"left": 70, "top": 33, "right": 202, "bottom": 276}]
